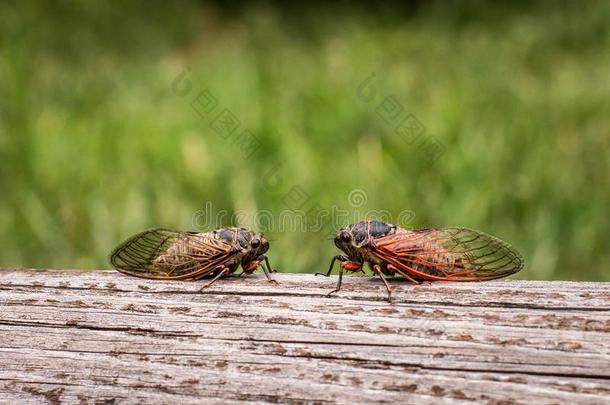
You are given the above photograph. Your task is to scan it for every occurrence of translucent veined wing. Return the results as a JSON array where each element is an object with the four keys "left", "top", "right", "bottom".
[
  {"left": 371, "top": 227, "right": 523, "bottom": 281},
  {"left": 110, "top": 228, "right": 235, "bottom": 280}
]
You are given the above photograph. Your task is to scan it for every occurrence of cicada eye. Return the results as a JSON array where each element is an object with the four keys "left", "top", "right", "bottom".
[
  {"left": 250, "top": 238, "right": 261, "bottom": 248},
  {"left": 340, "top": 231, "right": 351, "bottom": 243},
  {"left": 262, "top": 240, "right": 269, "bottom": 250}
]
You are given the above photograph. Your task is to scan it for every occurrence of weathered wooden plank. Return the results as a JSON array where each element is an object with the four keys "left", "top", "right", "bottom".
[{"left": 0, "top": 269, "right": 609, "bottom": 404}]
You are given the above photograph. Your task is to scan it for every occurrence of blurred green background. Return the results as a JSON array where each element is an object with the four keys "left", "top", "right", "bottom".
[{"left": 1, "top": 1, "right": 609, "bottom": 280}]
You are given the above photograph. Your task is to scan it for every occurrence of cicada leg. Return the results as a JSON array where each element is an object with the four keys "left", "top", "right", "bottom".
[
  {"left": 265, "top": 256, "right": 278, "bottom": 273},
  {"left": 315, "top": 254, "right": 349, "bottom": 277},
  {"left": 326, "top": 266, "right": 344, "bottom": 297},
  {"left": 326, "top": 259, "right": 362, "bottom": 297},
  {"left": 373, "top": 264, "right": 395, "bottom": 302},
  {"left": 199, "top": 266, "right": 230, "bottom": 291},
  {"left": 261, "top": 256, "right": 279, "bottom": 285}
]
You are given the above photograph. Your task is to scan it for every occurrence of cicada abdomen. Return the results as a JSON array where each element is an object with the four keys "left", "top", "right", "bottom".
[{"left": 376, "top": 227, "right": 523, "bottom": 281}]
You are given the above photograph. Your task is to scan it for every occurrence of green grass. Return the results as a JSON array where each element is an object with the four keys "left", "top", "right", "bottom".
[{"left": 1, "top": 1, "right": 609, "bottom": 280}]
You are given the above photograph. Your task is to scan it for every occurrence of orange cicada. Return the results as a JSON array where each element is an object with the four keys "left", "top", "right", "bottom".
[
  {"left": 317, "top": 220, "right": 523, "bottom": 301},
  {"left": 110, "top": 227, "right": 277, "bottom": 290}
]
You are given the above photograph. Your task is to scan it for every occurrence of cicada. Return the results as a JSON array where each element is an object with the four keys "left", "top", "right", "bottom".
[
  {"left": 317, "top": 220, "right": 523, "bottom": 301},
  {"left": 110, "top": 227, "right": 277, "bottom": 290}
]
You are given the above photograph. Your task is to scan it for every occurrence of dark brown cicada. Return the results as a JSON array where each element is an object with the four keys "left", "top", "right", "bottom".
[
  {"left": 317, "top": 220, "right": 523, "bottom": 301},
  {"left": 110, "top": 227, "right": 277, "bottom": 290}
]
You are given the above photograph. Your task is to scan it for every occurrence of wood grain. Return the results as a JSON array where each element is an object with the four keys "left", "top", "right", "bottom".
[{"left": 0, "top": 269, "right": 609, "bottom": 404}]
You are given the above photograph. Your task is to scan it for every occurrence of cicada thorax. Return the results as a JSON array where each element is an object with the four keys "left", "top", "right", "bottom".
[{"left": 215, "top": 227, "right": 252, "bottom": 248}]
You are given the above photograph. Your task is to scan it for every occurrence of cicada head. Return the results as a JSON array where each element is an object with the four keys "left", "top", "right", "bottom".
[
  {"left": 248, "top": 233, "right": 270, "bottom": 256},
  {"left": 240, "top": 232, "right": 271, "bottom": 274},
  {"left": 334, "top": 220, "right": 397, "bottom": 254},
  {"left": 334, "top": 227, "right": 355, "bottom": 251},
  {"left": 214, "top": 228, "right": 271, "bottom": 273}
]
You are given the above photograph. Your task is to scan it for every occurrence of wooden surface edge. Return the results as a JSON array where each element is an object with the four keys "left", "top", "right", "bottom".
[{"left": 0, "top": 269, "right": 609, "bottom": 404}]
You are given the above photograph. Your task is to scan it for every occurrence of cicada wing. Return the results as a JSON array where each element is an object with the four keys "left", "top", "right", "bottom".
[
  {"left": 371, "top": 227, "right": 523, "bottom": 281},
  {"left": 110, "top": 228, "right": 235, "bottom": 280}
]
